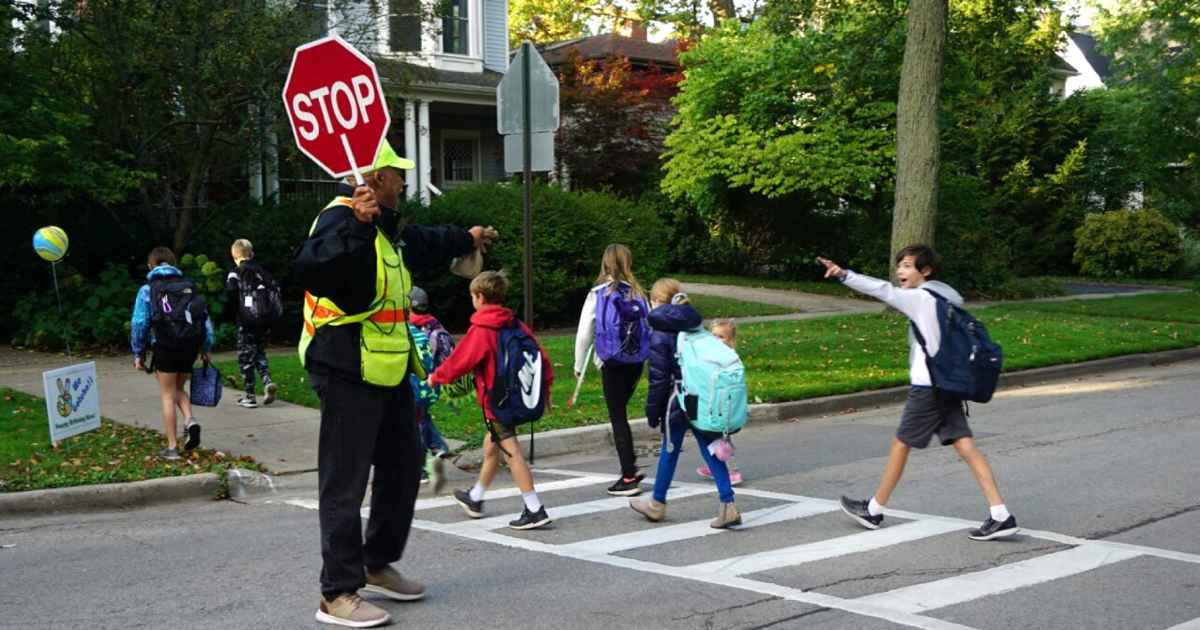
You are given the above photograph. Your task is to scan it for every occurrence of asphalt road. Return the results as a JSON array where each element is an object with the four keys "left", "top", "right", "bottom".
[{"left": 3, "top": 359, "right": 1199, "bottom": 630}]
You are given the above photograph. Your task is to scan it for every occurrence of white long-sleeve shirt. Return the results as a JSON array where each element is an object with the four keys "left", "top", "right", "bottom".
[
  {"left": 573, "top": 282, "right": 608, "bottom": 374},
  {"left": 841, "top": 271, "right": 964, "bottom": 387}
]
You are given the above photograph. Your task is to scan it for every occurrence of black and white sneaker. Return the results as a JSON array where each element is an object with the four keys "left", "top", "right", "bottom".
[
  {"left": 840, "top": 496, "right": 884, "bottom": 530},
  {"left": 183, "top": 421, "right": 201, "bottom": 451},
  {"left": 453, "top": 489, "right": 484, "bottom": 519},
  {"left": 508, "top": 506, "right": 552, "bottom": 530},
  {"left": 262, "top": 382, "right": 277, "bottom": 405},
  {"left": 607, "top": 474, "right": 645, "bottom": 496},
  {"left": 237, "top": 396, "right": 258, "bottom": 409},
  {"left": 969, "top": 515, "right": 1020, "bottom": 541}
]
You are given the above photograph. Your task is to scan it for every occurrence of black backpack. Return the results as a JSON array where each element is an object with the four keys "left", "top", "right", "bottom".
[
  {"left": 488, "top": 322, "right": 549, "bottom": 428},
  {"left": 237, "top": 264, "right": 283, "bottom": 329},
  {"left": 911, "top": 289, "right": 1004, "bottom": 403},
  {"left": 149, "top": 276, "right": 208, "bottom": 352}
]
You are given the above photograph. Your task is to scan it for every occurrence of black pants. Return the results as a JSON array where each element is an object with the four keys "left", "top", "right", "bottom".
[
  {"left": 602, "top": 362, "right": 644, "bottom": 478},
  {"left": 310, "top": 369, "right": 423, "bottom": 599}
]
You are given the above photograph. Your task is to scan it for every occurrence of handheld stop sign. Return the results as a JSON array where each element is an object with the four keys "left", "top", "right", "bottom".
[{"left": 282, "top": 35, "right": 390, "bottom": 185}]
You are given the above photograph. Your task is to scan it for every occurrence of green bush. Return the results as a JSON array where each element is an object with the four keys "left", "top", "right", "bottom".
[
  {"left": 1073, "top": 208, "right": 1183, "bottom": 278},
  {"left": 1180, "top": 228, "right": 1200, "bottom": 279},
  {"left": 10, "top": 264, "right": 138, "bottom": 351},
  {"left": 409, "top": 183, "right": 670, "bottom": 328}
]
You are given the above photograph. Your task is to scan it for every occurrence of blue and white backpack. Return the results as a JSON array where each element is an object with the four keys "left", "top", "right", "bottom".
[{"left": 673, "top": 329, "right": 749, "bottom": 436}]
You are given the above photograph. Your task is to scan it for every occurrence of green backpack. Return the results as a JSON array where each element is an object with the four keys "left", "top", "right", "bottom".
[{"left": 408, "top": 324, "right": 439, "bottom": 407}]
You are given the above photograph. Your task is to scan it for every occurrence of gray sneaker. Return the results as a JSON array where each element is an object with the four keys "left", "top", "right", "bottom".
[
  {"left": 364, "top": 566, "right": 426, "bottom": 601},
  {"left": 263, "top": 381, "right": 278, "bottom": 405},
  {"left": 315, "top": 592, "right": 390, "bottom": 627},
  {"left": 157, "top": 447, "right": 181, "bottom": 461}
]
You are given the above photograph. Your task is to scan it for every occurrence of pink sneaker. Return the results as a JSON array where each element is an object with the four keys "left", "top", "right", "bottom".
[
  {"left": 696, "top": 465, "right": 713, "bottom": 479},
  {"left": 730, "top": 469, "right": 743, "bottom": 486}
]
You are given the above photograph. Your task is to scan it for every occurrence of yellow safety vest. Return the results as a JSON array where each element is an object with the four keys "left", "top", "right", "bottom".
[{"left": 297, "top": 197, "right": 425, "bottom": 387}]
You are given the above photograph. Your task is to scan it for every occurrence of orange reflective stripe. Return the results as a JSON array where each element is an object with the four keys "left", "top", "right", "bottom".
[
  {"left": 304, "top": 321, "right": 316, "bottom": 337},
  {"left": 305, "top": 292, "right": 344, "bottom": 320},
  {"left": 369, "top": 309, "right": 407, "bottom": 324}
]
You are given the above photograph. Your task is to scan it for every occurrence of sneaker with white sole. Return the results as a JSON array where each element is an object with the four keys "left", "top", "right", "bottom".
[
  {"left": 968, "top": 515, "right": 1020, "bottom": 541},
  {"left": 508, "top": 506, "right": 552, "bottom": 530},
  {"left": 262, "top": 381, "right": 277, "bottom": 405},
  {"left": 364, "top": 566, "right": 425, "bottom": 601},
  {"left": 157, "top": 447, "right": 181, "bottom": 461},
  {"left": 315, "top": 592, "right": 390, "bottom": 628},
  {"left": 453, "top": 489, "right": 484, "bottom": 518},
  {"left": 840, "top": 496, "right": 883, "bottom": 530},
  {"left": 606, "top": 474, "right": 644, "bottom": 496},
  {"left": 237, "top": 396, "right": 258, "bottom": 409},
  {"left": 183, "top": 420, "right": 201, "bottom": 451}
]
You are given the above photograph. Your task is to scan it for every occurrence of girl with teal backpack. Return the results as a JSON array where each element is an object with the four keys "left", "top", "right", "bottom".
[{"left": 629, "top": 278, "right": 747, "bottom": 530}]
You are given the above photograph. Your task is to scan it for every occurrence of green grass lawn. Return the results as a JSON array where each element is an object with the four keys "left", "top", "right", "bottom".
[
  {"left": 676, "top": 273, "right": 862, "bottom": 299},
  {"left": 1042, "top": 275, "right": 1200, "bottom": 289},
  {"left": 222, "top": 292, "right": 1200, "bottom": 447},
  {"left": 993, "top": 292, "right": 1200, "bottom": 324},
  {"left": 0, "top": 388, "right": 263, "bottom": 493},
  {"left": 688, "top": 293, "right": 797, "bottom": 317}
]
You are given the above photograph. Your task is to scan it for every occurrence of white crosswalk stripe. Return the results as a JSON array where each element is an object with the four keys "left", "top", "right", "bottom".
[{"left": 279, "top": 467, "right": 1200, "bottom": 630}]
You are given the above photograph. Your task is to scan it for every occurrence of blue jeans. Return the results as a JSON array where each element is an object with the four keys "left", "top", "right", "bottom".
[
  {"left": 416, "top": 406, "right": 449, "bottom": 454},
  {"left": 652, "top": 417, "right": 734, "bottom": 504}
]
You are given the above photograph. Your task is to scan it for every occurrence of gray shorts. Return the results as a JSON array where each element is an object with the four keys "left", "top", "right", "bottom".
[{"left": 896, "top": 386, "right": 973, "bottom": 449}]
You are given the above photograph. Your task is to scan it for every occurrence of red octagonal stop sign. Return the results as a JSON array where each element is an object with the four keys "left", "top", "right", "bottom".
[{"left": 282, "top": 35, "right": 390, "bottom": 181}]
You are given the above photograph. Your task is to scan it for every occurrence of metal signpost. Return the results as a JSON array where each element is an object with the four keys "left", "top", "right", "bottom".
[{"left": 498, "top": 41, "right": 559, "bottom": 461}]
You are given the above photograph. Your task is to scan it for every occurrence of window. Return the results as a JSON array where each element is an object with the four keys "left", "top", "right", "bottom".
[
  {"left": 390, "top": 0, "right": 421, "bottom": 52},
  {"left": 442, "top": 135, "right": 478, "bottom": 185},
  {"left": 441, "top": 0, "right": 469, "bottom": 55}
]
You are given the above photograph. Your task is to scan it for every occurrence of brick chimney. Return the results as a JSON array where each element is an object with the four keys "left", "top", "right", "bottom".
[{"left": 619, "top": 18, "right": 648, "bottom": 41}]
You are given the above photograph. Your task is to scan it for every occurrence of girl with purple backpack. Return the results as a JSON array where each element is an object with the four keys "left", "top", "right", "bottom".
[{"left": 574, "top": 244, "right": 652, "bottom": 496}]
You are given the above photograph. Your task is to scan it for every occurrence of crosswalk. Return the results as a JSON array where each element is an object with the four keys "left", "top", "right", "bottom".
[{"left": 282, "top": 467, "right": 1200, "bottom": 630}]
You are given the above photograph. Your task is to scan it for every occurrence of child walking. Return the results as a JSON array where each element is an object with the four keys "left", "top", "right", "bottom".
[
  {"left": 131, "top": 246, "right": 214, "bottom": 460},
  {"left": 574, "top": 244, "right": 651, "bottom": 496},
  {"left": 630, "top": 279, "right": 741, "bottom": 529},
  {"left": 696, "top": 318, "right": 743, "bottom": 486},
  {"left": 428, "top": 272, "right": 555, "bottom": 530},
  {"left": 407, "top": 286, "right": 453, "bottom": 492},
  {"left": 818, "top": 246, "right": 1019, "bottom": 540},
  {"left": 225, "top": 238, "right": 277, "bottom": 408}
]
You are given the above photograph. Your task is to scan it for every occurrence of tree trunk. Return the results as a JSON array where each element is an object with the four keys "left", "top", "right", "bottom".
[
  {"left": 173, "top": 125, "right": 215, "bottom": 253},
  {"left": 890, "top": 0, "right": 946, "bottom": 270},
  {"left": 708, "top": 0, "right": 736, "bottom": 24}
]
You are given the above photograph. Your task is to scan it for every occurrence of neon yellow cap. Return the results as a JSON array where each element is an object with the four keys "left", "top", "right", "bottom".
[{"left": 370, "top": 140, "right": 415, "bottom": 171}]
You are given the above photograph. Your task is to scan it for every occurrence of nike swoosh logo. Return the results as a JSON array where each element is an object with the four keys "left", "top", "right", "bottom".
[{"left": 519, "top": 351, "right": 541, "bottom": 408}]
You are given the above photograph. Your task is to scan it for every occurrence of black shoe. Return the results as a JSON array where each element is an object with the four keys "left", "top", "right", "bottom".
[
  {"left": 508, "top": 506, "right": 552, "bottom": 530},
  {"left": 453, "top": 489, "right": 484, "bottom": 519},
  {"left": 840, "top": 496, "right": 883, "bottom": 530},
  {"left": 969, "top": 515, "right": 1020, "bottom": 541},
  {"left": 607, "top": 474, "right": 644, "bottom": 497},
  {"left": 183, "top": 421, "right": 201, "bottom": 451}
]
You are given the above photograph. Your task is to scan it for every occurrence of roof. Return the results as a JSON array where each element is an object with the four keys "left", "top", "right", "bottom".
[
  {"left": 538, "top": 33, "right": 680, "bottom": 68},
  {"left": 1066, "top": 31, "right": 1112, "bottom": 80},
  {"left": 373, "top": 58, "right": 504, "bottom": 90}
]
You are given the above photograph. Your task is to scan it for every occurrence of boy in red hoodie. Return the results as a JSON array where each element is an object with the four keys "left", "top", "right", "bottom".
[{"left": 427, "top": 271, "right": 554, "bottom": 530}]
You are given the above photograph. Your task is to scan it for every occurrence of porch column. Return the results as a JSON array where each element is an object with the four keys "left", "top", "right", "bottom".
[
  {"left": 418, "top": 100, "right": 432, "bottom": 205},
  {"left": 404, "top": 100, "right": 418, "bottom": 201}
]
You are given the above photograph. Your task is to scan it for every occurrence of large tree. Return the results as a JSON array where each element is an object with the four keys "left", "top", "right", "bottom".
[{"left": 890, "top": 0, "right": 947, "bottom": 261}]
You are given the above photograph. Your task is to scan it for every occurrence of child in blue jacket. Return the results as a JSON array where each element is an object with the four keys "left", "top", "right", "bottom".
[{"left": 629, "top": 278, "right": 741, "bottom": 529}]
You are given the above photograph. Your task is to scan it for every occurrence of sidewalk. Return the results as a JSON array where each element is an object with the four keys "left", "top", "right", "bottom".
[{"left": 0, "top": 346, "right": 321, "bottom": 474}]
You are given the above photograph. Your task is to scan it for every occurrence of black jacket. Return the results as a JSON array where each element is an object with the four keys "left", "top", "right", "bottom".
[
  {"left": 644, "top": 303, "right": 703, "bottom": 429},
  {"left": 293, "top": 184, "right": 475, "bottom": 382}
]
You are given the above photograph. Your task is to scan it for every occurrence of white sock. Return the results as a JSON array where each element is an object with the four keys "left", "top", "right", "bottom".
[
  {"left": 469, "top": 483, "right": 485, "bottom": 502},
  {"left": 989, "top": 504, "right": 1011, "bottom": 521},
  {"left": 867, "top": 497, "right": 884, "bottom": 516},
  {"left": 522, "top": 491, "right": 542, "bottom": 512}
]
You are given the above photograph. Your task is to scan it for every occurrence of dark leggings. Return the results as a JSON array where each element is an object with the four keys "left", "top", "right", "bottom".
[{"left": 602, "top": 362, "right": 644, "bottom": 478}]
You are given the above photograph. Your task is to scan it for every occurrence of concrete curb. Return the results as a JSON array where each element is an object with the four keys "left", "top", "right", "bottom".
[
  {"left": 476, "top": 345, "right": 1200, "bottom": 465},
  {"left": 0, "top": 473, "right": 221, "bottom": 517}
]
